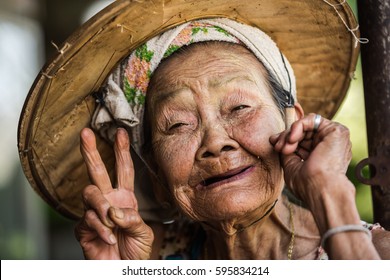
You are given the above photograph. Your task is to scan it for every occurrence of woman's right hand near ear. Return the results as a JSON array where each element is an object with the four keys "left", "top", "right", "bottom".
[{"left": 74, "top": 128, "right": 154, "bottom": 260}]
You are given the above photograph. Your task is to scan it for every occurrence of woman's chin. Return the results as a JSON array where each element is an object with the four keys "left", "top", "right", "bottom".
[{"left": 179, "top": 190, "right": 278, "bottom": 223}]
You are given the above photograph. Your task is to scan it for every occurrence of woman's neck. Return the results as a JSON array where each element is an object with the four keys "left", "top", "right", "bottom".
[
  {"left": 202, "top": 195, "right": 320, "bottom": 259},
  {"left": 201, "top": 196, "right": 289, "bottom": 259}
]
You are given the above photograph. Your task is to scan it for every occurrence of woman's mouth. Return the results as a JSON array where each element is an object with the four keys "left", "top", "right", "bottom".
[{"left": 198, "top": 166, "right": 254, "bottom": 189}]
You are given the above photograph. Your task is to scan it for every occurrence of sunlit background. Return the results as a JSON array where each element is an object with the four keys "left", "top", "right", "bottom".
[{"left": 0, "top": 0, "right": 372, "bottom": 259}]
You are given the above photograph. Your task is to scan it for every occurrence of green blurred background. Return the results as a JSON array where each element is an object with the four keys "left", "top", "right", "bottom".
[
  {"left": 331, "top": 1, "right": 373, "bottom": 224},
  {"left": 0, "top": 0, "right": 373, "bottom": 259}
]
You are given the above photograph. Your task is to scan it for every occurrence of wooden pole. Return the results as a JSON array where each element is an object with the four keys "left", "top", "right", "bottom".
[{"left": 357, "top": 0, "right": 390, "bottom": 230}]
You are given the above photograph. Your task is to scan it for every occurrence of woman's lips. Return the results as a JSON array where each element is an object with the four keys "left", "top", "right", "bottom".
[{"left": 197, "top": 165, "right": 254, "bottom": 189}]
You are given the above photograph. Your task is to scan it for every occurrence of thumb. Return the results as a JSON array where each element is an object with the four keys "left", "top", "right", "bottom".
[
  {"left": 108, "top": 207, "right": 152, "bottom": 237},
  {"left": 280, "top": 152, "right": 302, "bottom": 191}
]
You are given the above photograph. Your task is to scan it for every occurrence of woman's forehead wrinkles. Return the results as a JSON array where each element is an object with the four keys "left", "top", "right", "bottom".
[
  {"left": 208, "top": 74, "right": 257, "bottom": 88},
  {"left": 149, "top": 56, "right": 265, "bottom": 112},
  {"left": 151, "top": 75, "right": 262, "bottom": 112}
]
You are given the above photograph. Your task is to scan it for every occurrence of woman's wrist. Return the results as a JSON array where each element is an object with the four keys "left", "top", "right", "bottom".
[
  {"left": 305, "top": 176, "right": 380, "bottom": 259},
  {"left": 321, "top": 224, "right": 372, "bottom": 248},
  {"left": 305, "top": 175, "right": 360, "bottom": 234}
]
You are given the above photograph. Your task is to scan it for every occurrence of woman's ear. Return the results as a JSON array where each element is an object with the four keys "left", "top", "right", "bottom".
[
  {"left": 294, "top": 102, "right": 304, "bottom": 120},
  {"left": 284, "top": 102, "right": 304, "bottom": 129}
]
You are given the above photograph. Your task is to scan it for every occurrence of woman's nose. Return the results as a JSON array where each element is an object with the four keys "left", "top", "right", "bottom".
[{"left": 195, "top": 124, "right": 239, "bottom": 160}]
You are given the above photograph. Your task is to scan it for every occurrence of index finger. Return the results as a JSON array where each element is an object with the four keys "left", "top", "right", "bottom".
[
  {"left": 288, "top": 113, "right": 328, "bottom": 143},
  {"left": 114, "top": 128, "right": 135, "bottom": 191},
  {"left": 276, "top": 114, "right": 324, "bottom": 155},
  {"left": 80, "top": 128, "right": 113, "bottom": 193}
]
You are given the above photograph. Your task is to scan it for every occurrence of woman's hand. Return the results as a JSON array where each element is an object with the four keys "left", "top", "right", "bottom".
[
  {"left": 269, "top": 113, "right": 353, "bottom": 206},
  {"left": 74, "top": 128, "right": 154, "bottom": 260},
  {"left": 270, "top": 114, "right": 355, "bottom": 223}
]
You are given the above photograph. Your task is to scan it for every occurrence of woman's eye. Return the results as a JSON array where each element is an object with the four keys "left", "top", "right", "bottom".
[
  {"left": 232, "top": 105, "right": 249, "bottom": 111},
  {"left": 169, "top": 122, "right": 187, "bottom": 130}
]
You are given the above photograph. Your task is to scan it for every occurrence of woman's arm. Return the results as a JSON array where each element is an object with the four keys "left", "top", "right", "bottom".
[{"left": 306, "top": 175, "right": 380, "bottom": 259}]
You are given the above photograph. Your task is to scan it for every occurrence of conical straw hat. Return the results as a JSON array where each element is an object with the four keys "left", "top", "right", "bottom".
[{"left": 18, "top": 0, "right": 360, "bottom": 220}]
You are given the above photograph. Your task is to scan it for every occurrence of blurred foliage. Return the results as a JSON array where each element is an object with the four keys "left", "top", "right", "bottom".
[
  {"left": 335, "top": 63, "right": 373, "bottom": 223},
  {"left": 333, "top": 0, "right": 373, "bottom": 222}
]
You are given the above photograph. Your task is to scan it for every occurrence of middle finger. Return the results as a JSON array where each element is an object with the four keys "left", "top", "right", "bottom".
[
  {"left": 114, "top": 128, "right": 135, "bottom": 191},
  {"left": 80, "top": 128, "right": 113, "bottom": 193}
]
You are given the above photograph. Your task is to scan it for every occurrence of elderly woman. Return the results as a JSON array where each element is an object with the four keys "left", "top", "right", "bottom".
[
  {"left": 18, "top": 0, "right": 389, "bottom": 260},
  {"left": 73, "top": 18, "right": 389, "bottom": 260}
]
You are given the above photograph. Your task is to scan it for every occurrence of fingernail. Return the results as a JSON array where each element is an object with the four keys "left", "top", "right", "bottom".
[
  {"left": 109, "top": 234, "right": 117, "bottom": 244},
  {"left": 116, "top": 129, "right": 129, "bottom": 149},
  {"left": 114, "top": 208, "right": 124, "bottom": 219},
  {"left": 117, "top": 128, "right": 128, "bottom": 136}
]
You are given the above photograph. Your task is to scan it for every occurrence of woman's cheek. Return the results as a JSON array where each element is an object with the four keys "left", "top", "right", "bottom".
[
  {"left": 155, "top": 134, "right": 198, "bottom": 186},
  {"left": 230, "top": 109, "right": 283, "bottom": 155}
]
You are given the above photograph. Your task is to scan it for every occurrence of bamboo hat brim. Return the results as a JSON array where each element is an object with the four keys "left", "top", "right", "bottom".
[{"left": 18, "top": 0, "right": 360, "bottom": 220}]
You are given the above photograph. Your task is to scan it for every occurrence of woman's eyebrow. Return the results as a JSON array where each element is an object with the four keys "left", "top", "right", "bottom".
[
  {"left": 152, "top": 87, "right": 189, "bottom": 105},
  {"left": 208, "top": 75, "right": 256, "bottom": 88}
]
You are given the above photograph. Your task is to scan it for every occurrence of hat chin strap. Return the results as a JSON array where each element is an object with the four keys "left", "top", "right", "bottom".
[{"left": 200, "top": 199, "right": 279, "bottom": 235}]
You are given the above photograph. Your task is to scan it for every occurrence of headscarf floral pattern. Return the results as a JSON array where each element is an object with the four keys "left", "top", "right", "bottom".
[{"left": 122, "top": 22, "right": 240, "bottom": 107}]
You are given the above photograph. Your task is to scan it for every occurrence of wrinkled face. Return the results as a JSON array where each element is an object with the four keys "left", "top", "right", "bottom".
[{"left": 147, "top": 43, "right": 285, "bottom": 223}]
